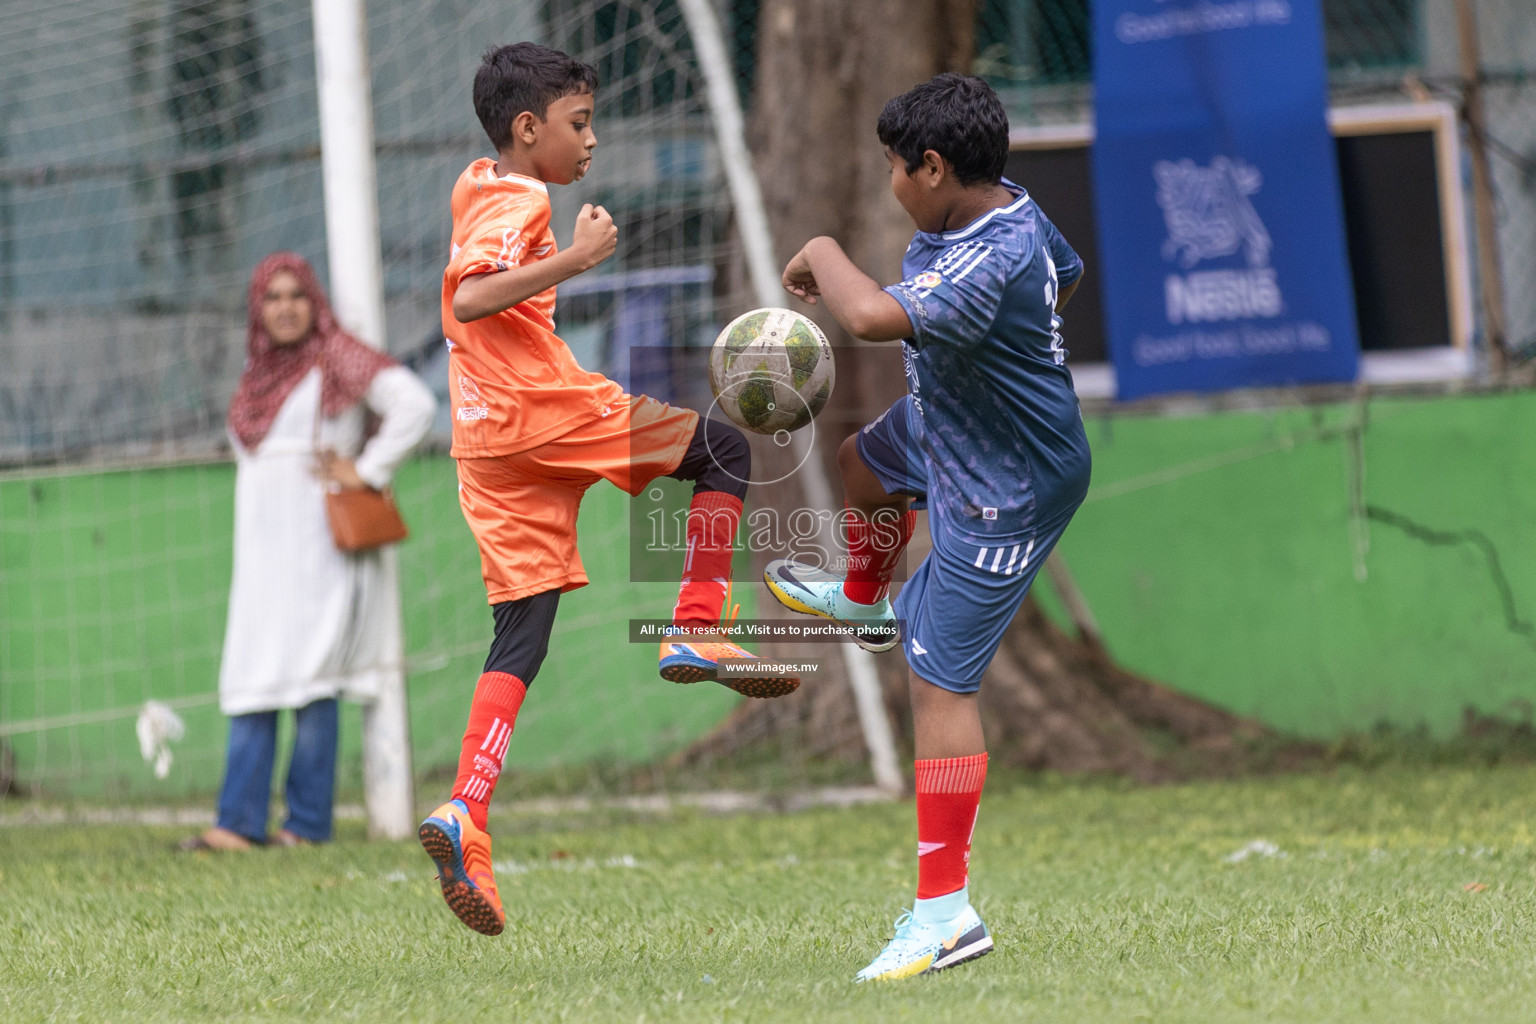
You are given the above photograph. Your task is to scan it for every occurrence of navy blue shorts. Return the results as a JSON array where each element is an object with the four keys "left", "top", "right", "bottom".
[
  {"left": 855, "top": 396, "right": 1072, "bottom": 694},
  {"left": 853, "top": 396, "right": 927, "bottom": 507}
]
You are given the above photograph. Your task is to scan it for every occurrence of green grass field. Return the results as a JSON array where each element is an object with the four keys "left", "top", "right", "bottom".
[{"left": 4, "top": 764, "right": 1535, "bottom": 1023}]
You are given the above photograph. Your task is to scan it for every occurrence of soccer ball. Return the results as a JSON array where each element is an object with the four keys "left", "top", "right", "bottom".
[{"left": 708, "top": 307, "right": 834, "bottom": 435}]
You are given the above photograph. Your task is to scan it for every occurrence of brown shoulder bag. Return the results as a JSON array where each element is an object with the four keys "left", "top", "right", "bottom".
[{"left": 313, "top": 365, "right": 409, "bottom": 552}]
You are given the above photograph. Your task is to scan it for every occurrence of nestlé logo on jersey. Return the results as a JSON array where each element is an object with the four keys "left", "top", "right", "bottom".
[
  {"left": 1155, "top": 156, "right": 1282, "bottom": 325},
  {"left": 457, "top": 375, "right": 489, "bottom": 421}
]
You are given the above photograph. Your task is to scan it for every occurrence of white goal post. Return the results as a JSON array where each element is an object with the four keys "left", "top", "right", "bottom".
[{"left": 311, "top": 0, "right": 413, "bottom": 840}]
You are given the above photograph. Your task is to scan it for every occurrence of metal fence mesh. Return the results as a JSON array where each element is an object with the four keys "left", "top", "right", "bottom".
[
  {"left": 2, "top": 0, "right": 1534, "bottom": 802},
  {"left": 4, "top": 0, "right": 1532, "bottom": 465},
  {"left": 1471, "top": 5, "right": 1536, "bottom": 357},
  {"left": 974, "top": 0, "right": 1536, "bottom": 358}
]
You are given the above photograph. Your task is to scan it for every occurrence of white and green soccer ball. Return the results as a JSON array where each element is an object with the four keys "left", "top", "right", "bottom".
[{"left": 708, "top": 307, "right": 834, "bottom": 435}]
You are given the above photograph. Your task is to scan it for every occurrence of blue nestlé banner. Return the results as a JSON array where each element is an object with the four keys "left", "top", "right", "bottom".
[{"left": 1091, "top": 0, "right": 1359, "bottom": 399}]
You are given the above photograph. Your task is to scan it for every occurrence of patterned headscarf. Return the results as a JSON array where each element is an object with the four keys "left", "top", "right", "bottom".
[{"left": 227, "top": 252, "right": 397, "bottom": 450}]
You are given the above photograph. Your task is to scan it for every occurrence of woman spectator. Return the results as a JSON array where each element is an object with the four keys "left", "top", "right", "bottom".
[{"left": 180, "top": 252, "right": 436, "bottom": 851}]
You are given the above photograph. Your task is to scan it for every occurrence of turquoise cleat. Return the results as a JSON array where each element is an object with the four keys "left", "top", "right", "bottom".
[
  {"left": 762, "top": 559, "right": 900, "bottom": 652},
  {"left": 855, "top": 904, "right": 993, "bottom": 982}
]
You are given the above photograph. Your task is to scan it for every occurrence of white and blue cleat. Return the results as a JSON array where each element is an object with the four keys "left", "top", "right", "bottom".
[
  {"left": 762, "top": 559, "right": 900, "bottom": 652},
  {"left": 855, "top": 903, "right": 993, "bottom": 982}
]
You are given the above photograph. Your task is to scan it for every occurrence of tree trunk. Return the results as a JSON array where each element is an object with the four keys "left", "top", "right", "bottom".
[
  {"left": 0, "top": 738, "right": 16, "bottom": 796},
  {"left": 685, "top": 0, "right": 1270, "bottom": 783}
]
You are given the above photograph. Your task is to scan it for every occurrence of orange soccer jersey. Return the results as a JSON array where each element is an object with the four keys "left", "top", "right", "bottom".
[
  {"left": 442, "top": 158, "right": 623, "bottom": 458},
  {"left": 441, "top": 158, "right": 698, "bottom": 603}
]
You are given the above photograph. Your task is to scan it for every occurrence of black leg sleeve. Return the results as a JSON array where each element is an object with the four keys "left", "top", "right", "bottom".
[
  {"left": 484, "top": 589, "right": 562, "bottom": 687},
  {"left": 667, "top": 416, "right": 751, "bottom": 499}
]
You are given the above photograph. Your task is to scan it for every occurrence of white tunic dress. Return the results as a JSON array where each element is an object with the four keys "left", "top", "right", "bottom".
[{"left": 218, "top": 366, "right": 437, "bottom": 716}]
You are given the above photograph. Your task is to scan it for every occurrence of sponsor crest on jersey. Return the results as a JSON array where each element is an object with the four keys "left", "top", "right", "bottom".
[
  {"left": 456, "top": 375, "right": 489, "bottom": 421},
  {"left": 912, "top": 270, "right": 943, "bottom": 290}
]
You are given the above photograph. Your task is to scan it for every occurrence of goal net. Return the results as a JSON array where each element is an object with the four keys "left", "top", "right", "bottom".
[
  {"left": 0, "top": 0, "right": 871, "bottom": 810},
  {"left": 3, "top": 0, "right": 1521, "bottom": 812}
]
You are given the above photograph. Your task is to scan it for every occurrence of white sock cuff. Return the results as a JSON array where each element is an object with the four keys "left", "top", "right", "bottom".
[{"left": 912, "top": 886, "right": 969, "bottom": 924}]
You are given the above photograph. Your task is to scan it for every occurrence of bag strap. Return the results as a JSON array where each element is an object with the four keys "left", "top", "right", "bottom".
[
  {"left": 310, "top": 352, "right": 325, "bottom": 458},
  {"left": 311, "top": 353, "right": 337, "bottom": 497},
  {"left": 311, "top": 355, "right": 390, "bottom": 496}
]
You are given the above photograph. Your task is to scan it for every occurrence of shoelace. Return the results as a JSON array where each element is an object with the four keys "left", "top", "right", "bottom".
[
  {"left": 461, "top": 831, "right": 497, "bottom": 895},
  {"left": 722, "top": 576, "right": 741, "bottom": 629},
  {"left": 867, "top": 911, "right": 924, "bottom": 969}
]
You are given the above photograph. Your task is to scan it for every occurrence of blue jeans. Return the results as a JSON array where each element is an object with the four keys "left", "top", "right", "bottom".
[{"left": 215, "top": 698, "right": 338, "bottom": 843}]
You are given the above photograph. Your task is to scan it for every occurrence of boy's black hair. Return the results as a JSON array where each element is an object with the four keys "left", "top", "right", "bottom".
[
  {"left": 876, "top": 73, "right": 1009, "bottom": 186},
  {"left": 474, "top": 42, "right": 598, "bottom": 150}
]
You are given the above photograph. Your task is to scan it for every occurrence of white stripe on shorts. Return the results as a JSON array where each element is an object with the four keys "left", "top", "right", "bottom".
[
  {"left": 1002, "top": 543, "right": 1021, "bottom": 575},
  {"left": 975, "top": 538, "right": 1042, "bottom": 575}
]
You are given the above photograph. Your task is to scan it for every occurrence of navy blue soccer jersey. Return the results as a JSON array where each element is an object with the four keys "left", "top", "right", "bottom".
[{"left": 882, "top": 181, "right": 1092, "bottom": 547}]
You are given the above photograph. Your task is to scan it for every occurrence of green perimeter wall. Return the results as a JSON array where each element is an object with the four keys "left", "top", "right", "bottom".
[
  {"left": 1054, "top": 389, "right": 1536, "bottom": 736},
  {"left": 0, "top": 462, "right": 745, "bottom": 801},
  {"left": 2, "top": 390, "right": 1534, "bottom": 800}
]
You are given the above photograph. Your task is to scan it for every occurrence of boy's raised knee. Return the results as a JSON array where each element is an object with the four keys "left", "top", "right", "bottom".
[
  {"left": 672, "top": 417, "right": 751, "bottom": 498},
  {"left": 840, "top": 431, "right": 900, "bottom": 511}
]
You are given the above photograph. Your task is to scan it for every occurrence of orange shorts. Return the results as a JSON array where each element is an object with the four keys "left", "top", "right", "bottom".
[{"left": 457, "top": 394, "right": 699, "bottom": 604}]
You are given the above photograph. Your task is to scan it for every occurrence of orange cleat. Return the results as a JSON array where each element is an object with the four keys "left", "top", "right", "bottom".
[
  {"left": 418, "top": 799, "right": 505, "bottom": 936},
  {"left": 658, "top": 637, "right": 800, "bottom": 698}
]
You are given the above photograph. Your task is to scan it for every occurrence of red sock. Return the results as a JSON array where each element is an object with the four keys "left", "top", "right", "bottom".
[
  {"left": 843, "top": 508, "right": 915, "bottom": 605},
  {"left": 914, "top": 753, "right": 988, "bottom": 898},
  {"left": 673, "top": 491, "right": 742, "bottom": 628},
  {"left": 451, "top": 671, "right": 527, "bottom": 830}
]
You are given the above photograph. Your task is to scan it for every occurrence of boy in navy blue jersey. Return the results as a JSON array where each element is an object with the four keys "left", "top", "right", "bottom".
[{"left": 765, "top": 73, "right": 1091, "bottom": 981}]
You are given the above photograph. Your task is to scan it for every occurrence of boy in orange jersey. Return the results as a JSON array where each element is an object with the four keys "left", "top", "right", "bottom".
[{"left": 418, "top": 42, "right": 798, "bottom": 937}]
